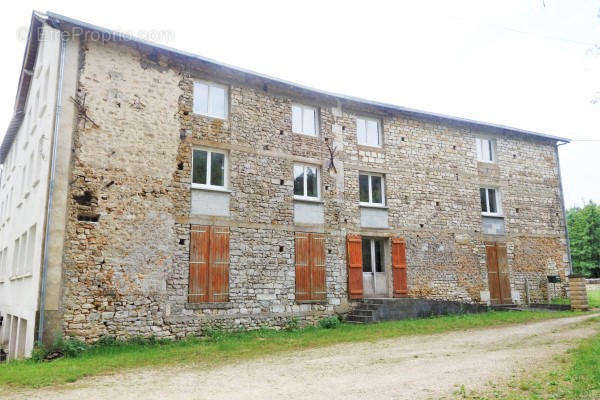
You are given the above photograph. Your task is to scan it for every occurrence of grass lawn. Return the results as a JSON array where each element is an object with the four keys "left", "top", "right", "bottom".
[
  {"left": 551, "top": 288, "right": 600, "bottom": 308},
  {"left": 459, "top": 317, "right": 600, "bottom": 399},
  {"left": 0, "top": 310, "right": 578, "bottom": 389}
]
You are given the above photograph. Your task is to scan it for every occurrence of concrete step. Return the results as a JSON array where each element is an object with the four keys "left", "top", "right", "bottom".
[
  {"left": 346, "top": 314, "right": 374, "bottom": 323},
  {"left": 350, "top": 309, "right": 374, "bottom": 317}
]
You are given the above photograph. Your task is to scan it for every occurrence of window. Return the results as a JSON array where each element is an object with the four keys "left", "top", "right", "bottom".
[
  {"left": 193, "top": 81, "right": 228, "bottom": 119},
  {"left": 12, "top": 237, "right": 19, "bottom": 276},
  {"left": 293, "top": 165, "right": 319, "bottom": 199},
  {"left": 27, "top": 152, "right": 34, "bottom": 189},
  {"left": 18, "top": 231, "right": 28, "bottom": 275},
  {"left": 192, "top": 148, "right": 227, "bottom": 189},
  {"left": 362, "top": 238, "right": 384, "bottom": 273},
  {"left": 294, "top": 232, "right": 326, "bottom": 301},
  {"left": 188, "top": 225, "right": 230, "bottom": 303},
  {"left": 480, "top": 187, "right": 502, "bottom": 216},
  {"left": 359, "top": 173, "right": 385, "bottom": 206},
  {"left": 476, "top": 137, "right": 495, "bottom": 162},
  {"left": 25, "top": 224, "right": 36, "bottom": 275},
  {"left": 356, "top": 117, "right": 381, "bottom": 147},
  {"left": 292, "top": 104, "right": 317, "bottom": 136}
]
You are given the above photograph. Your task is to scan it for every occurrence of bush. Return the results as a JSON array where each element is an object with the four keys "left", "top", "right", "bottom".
[
  {"left": 318, "top": 316, "right": 341, "bottom": 329},
  {"left": 284, "top": 317, "right": 299, "bottom": 331},
  {"left": 96, "top": 335, "right": 120, "bottom": 347},
  {"left": 32, "top": 336, "right": 89, "bottom": 361}
]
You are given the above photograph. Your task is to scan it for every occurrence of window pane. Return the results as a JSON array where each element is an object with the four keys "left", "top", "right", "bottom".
[
  {"left": 476, "top": 138, "right": 483, "bottom": 160},
  {"left": 488, "top": 189, "right": 497, "bottom": 213},
  {"left": 374, "top": 239, "right": 383, "bottom": 273},
  {"left": 371, "top": 176, "right": 382, "bottom": 204},
  {"left": 303, "top": 107, "right": 316, "bottom": 135},
  {"left": 480, "top": 188, "right": 487, "bottom": 212},
  {"left": 210, "top": 152, "right": 225, "bottom": 186},
  {"left": 293, "top": 165, "right": 304, "bottom": 196},
  {"left": 356, "top": 119, "right": 367, "bottom": 144},
  {"left": 292, "top": 105, "right": 302, "bottom": 133},
  {"left": 488, "top": 140, "right": 494, "bottom": 161},
  {"left": 366, "top": 120, "right": 379, "bottom": 146},
  {"left": 209, "top": 85, "right": 226, "bottom": 118},
  {"left": 362, "top": 239, "right": 372, "bottom": 272},
  {"left": 192, "top": 150, "right": 207, "bottom": 184},
  {"left": 359, "top": 174, "right": 369, "bottom": 202},
  {"left": 306, "top": 167, "right": 318, "bottom": 197},
  {"left": 193, "top": 82, "right": 208, "bottom": 115},
  {"left": 481, "top": 139, "right": 490, "bottom": 161}
]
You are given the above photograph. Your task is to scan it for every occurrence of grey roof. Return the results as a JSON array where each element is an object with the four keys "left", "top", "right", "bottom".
[{"left": 1, "top": 11, "right": 570, "bottom": 163}]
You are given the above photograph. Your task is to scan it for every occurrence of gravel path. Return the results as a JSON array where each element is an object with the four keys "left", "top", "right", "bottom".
[{"left": 7, "top": 313, "right": 599, "bottom": 400}]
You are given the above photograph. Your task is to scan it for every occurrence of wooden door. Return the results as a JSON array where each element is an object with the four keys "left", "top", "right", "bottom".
[
  {"left": 392, "top": 237, "right": 408, "bottom": 297},
  {"left": 486, "top": 243, "right": 511, "bottom": 304},
  {"left": 295, "top": 232, "right": 326, "bottom": 301},
  {"left": 346, "top": 234, "right": 363, "bottom": 299}
]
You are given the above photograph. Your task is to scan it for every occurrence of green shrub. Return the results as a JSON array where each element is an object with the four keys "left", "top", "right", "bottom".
[
  {"left": 285, "top": 317, "right": 299, "bottom": 331},
  {"left": 318, "top": 316, "right": 341, "bottom": 329},
  {"left": 96, "top": 335, "right": 120, "bottom": 347}
]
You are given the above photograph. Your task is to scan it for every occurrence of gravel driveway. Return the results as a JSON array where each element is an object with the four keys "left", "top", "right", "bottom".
[{"left": 7, "top": 313, "right": 599, "bottom": 400}]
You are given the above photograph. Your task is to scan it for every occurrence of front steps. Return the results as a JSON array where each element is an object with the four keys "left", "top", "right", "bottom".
[{"left": 346, "top": 298, "right": 487, "bottom": 323}]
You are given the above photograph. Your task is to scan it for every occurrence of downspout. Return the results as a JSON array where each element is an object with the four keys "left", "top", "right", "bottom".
[
  {"left": 37, "top": 31, "right": 67, "bottom": 344},
  {"left": 555, "top": 142, "right": 573, "bottom": 276}
]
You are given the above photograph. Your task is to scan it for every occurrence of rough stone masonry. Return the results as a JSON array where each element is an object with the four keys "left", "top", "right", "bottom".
[{"left": 58, "top": 35, "right": 569, "bottom": 342}]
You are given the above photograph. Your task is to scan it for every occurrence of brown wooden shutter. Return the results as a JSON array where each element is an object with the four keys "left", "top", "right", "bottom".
[
  {"left": 391, "top": 237, "right": 408, "bottom": 297},
  {"left": 496, "top": 245, "right": 511, "bottom": 304},
  {"left": 209, "top": 226, "right": 230, "bottom": 302},
  {"left": 189, "top": 225, "right": 210, "bottom": 303},
  {"left": 310, "top": 233, "right": 326, "bottom": 301},
  {"left": 346, "top": 234, "right": 363, "bottom": 299},
  {"left": 295, "top": 232, "right": 311, "bottom": 301},
  {"left": 486, "top": 244, "right": 501, "bottom": 305}
]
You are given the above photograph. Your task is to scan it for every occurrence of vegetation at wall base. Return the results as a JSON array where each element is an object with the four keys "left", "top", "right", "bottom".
[{"left": 0, "top": 310, "right": 579, "bottom": 389}]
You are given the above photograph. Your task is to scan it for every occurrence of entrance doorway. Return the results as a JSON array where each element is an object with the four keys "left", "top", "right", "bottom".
[
  {"left": 362, "top": 238, "right": 387, "bottom": 297},
  {"left": 486, "top": 243, "right": 512, "bottom": 304}
]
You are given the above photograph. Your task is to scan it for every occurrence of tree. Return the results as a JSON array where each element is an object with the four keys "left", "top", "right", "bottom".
[{"left": 567, "top": 201, "right": 600, "bottom": 276}]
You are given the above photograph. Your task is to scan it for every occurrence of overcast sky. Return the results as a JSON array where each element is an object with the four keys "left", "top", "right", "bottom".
[{"left": 2, "top": 0, "right": 599, "bottom": 208}]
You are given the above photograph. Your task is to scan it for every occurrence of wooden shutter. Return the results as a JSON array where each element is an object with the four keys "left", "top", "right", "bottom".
[
  {"left": 391, "top": 237, "right": 408, "bottom": 297},
  {"left": 209, "top": 226, "right": 230, "bottom": 302},
  {"left": 295, "top": 233, "right": 311, "bottom": 301},
  {"left": 346, "top": 234, "right": 363, "bottom": 299},
  {"left": 189, "top": 225, "right": 210, "bottom": 303},
  {"left": 310, "top": 233, "right": 326, "bottom": 300},
  {"left": 486, "top": 244, "right": 501, "bottom": 305},
  {"left": 496, "top": 245, "right": 511, "bottom": 304}
]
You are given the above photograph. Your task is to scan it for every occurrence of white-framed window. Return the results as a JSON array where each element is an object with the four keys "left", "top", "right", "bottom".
[
  {"left": 480, "top": 187, "right": 502, "bottom": 216},
  {"left": 12, "top": 237, "right": 20, "bottom": 276},
  {"left": 293, "top": 164, "right": 320, "bottom": 200},
  {"left": 292, "top": 104, "right": 318, "bottom": 136},
  {"left": 476, "top": 137, "right": 496, "bottom": 163},
  {"left": 191, "top": 148, "right": 227, "bottom": 190},
  {"left": 356, "top": 117, "right": 382, "bottom": 147},
  {"left": 25, "top": 224, "right": 36, "bottom": 275},
  {"left": 193, "top": 81, "right": 228, "bottom": 119},
  {"left": 359, "top": 172, "right": 385, "bottom": 206}
]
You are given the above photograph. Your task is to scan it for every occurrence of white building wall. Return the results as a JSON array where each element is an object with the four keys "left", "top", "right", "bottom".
[{"left": 0, "top": 24, "right": 61, "bottom": 359}]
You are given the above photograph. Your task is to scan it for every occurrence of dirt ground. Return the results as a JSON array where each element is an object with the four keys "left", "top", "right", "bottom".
[{"left": 7, "top": 313, "right": 599, "bottom": 400}]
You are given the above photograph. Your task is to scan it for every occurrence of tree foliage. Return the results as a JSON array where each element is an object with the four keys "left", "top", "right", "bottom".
[{"left": 567, "top": 201, "right": 600, "bottom": 276}]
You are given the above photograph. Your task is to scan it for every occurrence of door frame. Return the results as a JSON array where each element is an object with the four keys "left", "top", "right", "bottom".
[{"left": 361, "top": 237, "right": 390, "bottom": 298}]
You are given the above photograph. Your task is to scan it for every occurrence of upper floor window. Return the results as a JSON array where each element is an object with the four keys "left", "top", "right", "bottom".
[
  {"left": 359, "top": 173, "right": 385, "bottom": 206},
  {"left": 293, "top": 164, "right": 319, "bottom": 199},
  {"left": 292, "top": 104, "right": 317, "bottom": 136},
  {"left": 193, "top": 81, "right": 228, "bottom": 119},
  {"left": 476, "top": 137, "right": 495, "bottom": 163},
  {"left": 192, "top": 148, "right": 227, "bottom": 190},
  {"left": 356, "top": 117, "right": 381, "bottom": 147},
  {"left": 480, "top": 187, "right": 502, "bottom": 216}
]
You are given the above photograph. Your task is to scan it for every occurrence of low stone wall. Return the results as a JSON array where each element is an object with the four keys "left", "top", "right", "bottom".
[{"left": 360, "top": 298, "right": 487, "bottom": 322}]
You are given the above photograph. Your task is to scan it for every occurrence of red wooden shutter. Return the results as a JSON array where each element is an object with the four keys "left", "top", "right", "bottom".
[
  {"left": 486, "top": 244, "right": 501, "bottom": 305},
  {"left": 209, "top": 226, "right": 230, "bottom": 302},
  {"left": 496, "top": 245, "right": 511, "bottom": 304},
  {"left": 295, "top": 232, "right": 311, "bottom": 301},
  {"left": 189, "top": 225, "right": 210, "bottom": 303},
  {"left": 310, "top": 233, "right": 326, "bottom": 300},
  {"left": 391, "top": 237, "right": 408, "bottom": 297},
  {"left": 346, "top": 234, "right": 363, "bottom": 299}
]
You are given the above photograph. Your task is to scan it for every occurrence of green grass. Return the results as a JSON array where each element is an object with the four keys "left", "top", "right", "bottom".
[
  {"left": 0, "top": 310, "right": 578, "bottom": 389},
  {"left": 550, "top": 289, "right": 600, "bottom": 308}
]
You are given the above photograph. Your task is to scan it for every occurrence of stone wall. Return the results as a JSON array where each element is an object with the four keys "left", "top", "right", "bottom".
[{"left": 59, "top": 38, "right": 569, "bottom": 341}]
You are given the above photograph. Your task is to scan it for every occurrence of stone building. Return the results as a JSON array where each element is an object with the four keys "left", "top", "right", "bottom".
[{"left": 0, "top": 12, "right": 571, "bottom": 358}]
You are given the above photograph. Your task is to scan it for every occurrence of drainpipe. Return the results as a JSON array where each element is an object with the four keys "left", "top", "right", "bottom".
[
  {"left": 555, "top": 143, "right": 573, "bottom": 276},
  {"left": 37, "top": 31, "right": 67, "bottom": 344}
]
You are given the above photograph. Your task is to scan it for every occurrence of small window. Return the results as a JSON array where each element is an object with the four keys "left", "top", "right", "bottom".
[
  {"left": 292, "top": 104, "right": 317, "bottom": 136},
  {"left": 193, "top": 81, "right": 228, "bottom": 119},
  {"left": 293, "top": 164, "right": 319, "bottom": 199},
  {"left": 192, "top": 148, "right": 227, "bottom": 189},
  {"left": 476, "top": 137, "right": 495, "bottom": 162},
  {"left": 356, "top": 117, "right": 381, "bottom": 147},
  {"left": 359, "top": 173, "right": 385, "bottom": 206},
  {"left": 480, "top": 187, "right": 502, "bottom": 216}
]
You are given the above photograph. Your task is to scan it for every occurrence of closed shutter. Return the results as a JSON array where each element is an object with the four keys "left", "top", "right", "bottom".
[
  {"left": 496, "top": 245, "right": 511, "bottom": 304},
  {"left": 210, "top": 226, "right": 230, "bottom": 302},
  {"left": 346, "top": 234, "right": 363, "bottom": 299},
  {"left": 188, "top": 225, "right": 230, "bottom": 303},
  {"left": 295, "top": 232, "right": 326, "bottom": 301},
  {"left": 189, "top": 225, "right": 210, "bottom": 303},
  {"left": 391, "top": 237, "right": 408, "bottom": 297},
  {"left": 486, "top": 244, "right": 501, "bottom": 304}
]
